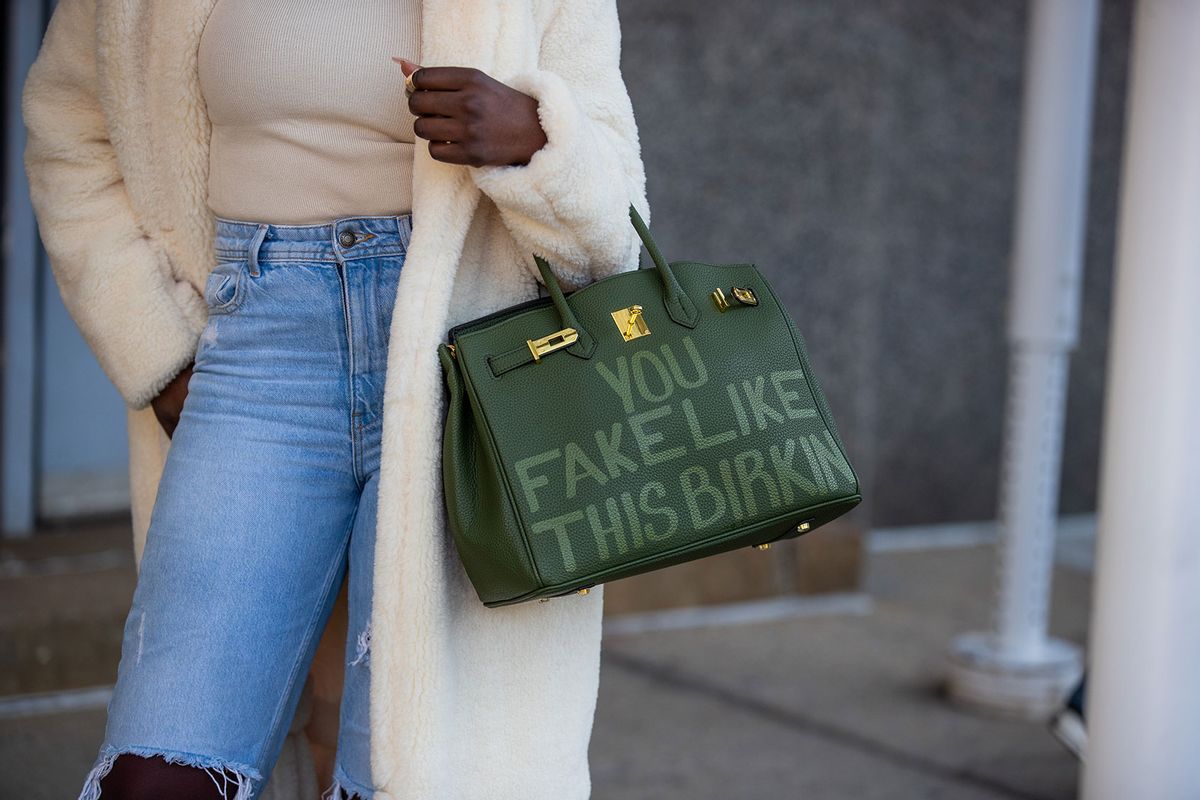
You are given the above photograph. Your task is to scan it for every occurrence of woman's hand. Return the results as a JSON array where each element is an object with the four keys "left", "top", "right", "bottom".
[
  {"left": 150, "top": 362, "right": 193, "bottom": 438},
  {"left": 393, "top": 58, "right": 547, "bottom": 168}
]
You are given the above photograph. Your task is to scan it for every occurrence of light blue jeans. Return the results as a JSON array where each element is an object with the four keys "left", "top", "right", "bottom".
[{"left": 78, "top": 213, "right": 413, "bottom": 800}]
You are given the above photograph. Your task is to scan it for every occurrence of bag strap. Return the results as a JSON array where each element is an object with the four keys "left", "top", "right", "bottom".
[
  {"left": 533, "top": 203, "right": 700, "bottom": 359},
  {"left": 627, "top": 204, "right": 699, "bottom": 329},
  {"left": 534, "top": 254, "right": 597, "bottom": 358}
]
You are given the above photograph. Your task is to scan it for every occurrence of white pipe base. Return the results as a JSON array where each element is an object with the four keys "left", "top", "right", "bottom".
[{"left": 946, "top": 631, "right": 1081, "bottom": 720}]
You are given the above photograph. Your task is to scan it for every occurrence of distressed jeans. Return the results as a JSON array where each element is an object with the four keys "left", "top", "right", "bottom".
[{"left": 78, "top": 213, "right": 412, "bottom": 800}]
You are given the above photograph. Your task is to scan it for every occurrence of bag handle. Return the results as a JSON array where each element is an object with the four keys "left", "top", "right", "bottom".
[
  {"left": 627, "top": 203, "right": 700, "bottom": 329},
  {"left": 534, "top": 253, "right": 597, "bottom": 358},
  {"left": 533, "top": 204, "right": 700, "bottom": 359}
]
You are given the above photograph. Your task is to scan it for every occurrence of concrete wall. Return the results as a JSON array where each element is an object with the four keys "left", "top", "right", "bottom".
[{"left": 620, "top": 0, "right": 1132, "bottom": 528}]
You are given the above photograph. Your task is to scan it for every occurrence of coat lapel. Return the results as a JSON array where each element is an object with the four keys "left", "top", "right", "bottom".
[{"left": 366, "top": 1, "right": 504, "bottom": 791}]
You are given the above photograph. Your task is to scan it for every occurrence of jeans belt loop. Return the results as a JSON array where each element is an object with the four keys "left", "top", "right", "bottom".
[{"left": 247, "top": 223, "right": 269, "bottom": 277}]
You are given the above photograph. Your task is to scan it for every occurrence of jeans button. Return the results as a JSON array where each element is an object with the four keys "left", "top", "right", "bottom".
[{"left": 338, "top": 230, "right": 357, "bottom": 248}]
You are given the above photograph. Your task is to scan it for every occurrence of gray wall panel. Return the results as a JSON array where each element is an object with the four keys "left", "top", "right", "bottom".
[{"left": 619, "top": 0, "right": 1130, "bottom": 527}]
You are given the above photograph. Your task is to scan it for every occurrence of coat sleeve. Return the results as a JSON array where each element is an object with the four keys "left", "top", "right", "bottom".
[
  {"left": 468, "top": 0, "right": 650, "bottom": 292},
  {"left": 22, "top": 0, "right": 207, "bottom": 411}
]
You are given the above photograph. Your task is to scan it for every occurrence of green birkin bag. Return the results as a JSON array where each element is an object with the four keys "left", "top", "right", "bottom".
[{"left": 438, "top": 205, "right": 861, "bottom": 607}]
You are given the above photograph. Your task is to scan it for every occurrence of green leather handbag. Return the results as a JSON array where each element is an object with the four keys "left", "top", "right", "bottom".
[{"left": 438, "top": 205, "right": 861, "bottom": 607}]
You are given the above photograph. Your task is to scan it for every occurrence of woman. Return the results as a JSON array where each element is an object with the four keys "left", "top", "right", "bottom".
[{"left": 21, "top": 0, "right": 649, "bottom": 798}]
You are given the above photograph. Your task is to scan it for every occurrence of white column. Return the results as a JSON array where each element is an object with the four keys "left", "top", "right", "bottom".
[
  {"left": 1082, "top": 1, "right": 1200, "bottom": 796},
  {"left": 946, "top": 0, "right": 1097, "bottom": 718}
]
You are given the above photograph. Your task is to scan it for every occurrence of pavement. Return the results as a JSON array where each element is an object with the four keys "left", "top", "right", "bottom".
[{"left": 0, "top": 528, "right": 1090, "bottom": 799}]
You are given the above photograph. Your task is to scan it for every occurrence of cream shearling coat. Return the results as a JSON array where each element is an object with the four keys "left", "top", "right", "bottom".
[{"left": 21, "top": 1, "right": 650, "bottom": 797}]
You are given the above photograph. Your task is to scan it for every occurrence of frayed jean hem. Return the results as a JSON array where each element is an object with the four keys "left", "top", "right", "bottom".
[
  {"left": 77, "top": 744, "right": 262, "bottom": 800},
  {"left": 322, "top": 765, "right": 373, "bottom": 800}
]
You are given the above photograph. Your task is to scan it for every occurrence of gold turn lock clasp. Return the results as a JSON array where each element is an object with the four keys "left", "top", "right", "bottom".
[
  {"left": 611, "top": 304, "right": 651, "bottom": 341},
  {"left": 711, "top": 286, "right": 759, "bottom": 312},
  {"left": 527, "top": 327, "right": 578, "bottom": 362}
]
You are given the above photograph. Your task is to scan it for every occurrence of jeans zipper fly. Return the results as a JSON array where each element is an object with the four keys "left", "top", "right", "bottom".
[{"left": 336, "top": 259, "right": 363, "bottom": 486}]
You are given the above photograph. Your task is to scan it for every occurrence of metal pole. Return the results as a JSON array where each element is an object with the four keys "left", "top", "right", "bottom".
[
  {"left": 946, "top": 0, "right": 1097, "bottom": 718},
  {"left": 1082, "top": 1, "right": 1200, "bottom": 795}
]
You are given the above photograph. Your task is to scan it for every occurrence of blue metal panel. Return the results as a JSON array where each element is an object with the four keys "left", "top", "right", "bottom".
[
  {"left": 5, "top": 0, "right": 131, "bottom": 534},
  {"left": 3, "top": 0, "right": 45, "bottom": 536}
]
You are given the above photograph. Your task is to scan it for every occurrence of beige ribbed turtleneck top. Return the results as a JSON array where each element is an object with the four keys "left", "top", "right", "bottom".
[{"left": 198, "top": 0, "right": 422, "bottom": 225}]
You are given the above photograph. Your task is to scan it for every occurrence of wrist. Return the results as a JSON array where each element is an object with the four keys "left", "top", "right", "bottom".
[{"left": 503, "top": 96, "right": 547, "bottom": 166}]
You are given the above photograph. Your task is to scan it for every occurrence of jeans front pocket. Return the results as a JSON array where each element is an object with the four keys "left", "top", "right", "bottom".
[{"left": 204, "top": 259, "right": 250, "bottom": 315}]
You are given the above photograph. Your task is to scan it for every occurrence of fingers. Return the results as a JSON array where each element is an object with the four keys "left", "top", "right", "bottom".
[
  {"left": 413, "top": 115, "right": 465, "bottom": 143},
  {"left": 391, "top": 60, "right": 499, "bottom": 162},
  {"left": 407, "top": 66, "right": 481, "bottom": 92},
  {"left": 392, "top": 58, "right": 483, "bottom": 95},
  {"left": 408, "top": 88, "right": 468, "bottom": 118},
  {"left": 393, "top": 57, "right": 421, "bottom": 95},
  {"left": 426, "top": 141, "right": 476, "bottom": 166}
]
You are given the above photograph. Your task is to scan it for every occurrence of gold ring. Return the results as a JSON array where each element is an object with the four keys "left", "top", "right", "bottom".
[{"left": 404, "top": 71, "right": 417, "bottom": 94}]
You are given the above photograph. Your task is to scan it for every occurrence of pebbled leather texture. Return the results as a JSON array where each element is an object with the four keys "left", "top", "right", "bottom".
[{"left": 441, "top": 206, "right": 862, "bottom": 607}]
